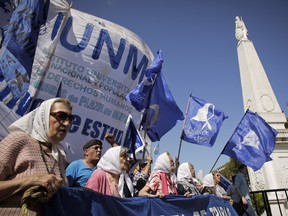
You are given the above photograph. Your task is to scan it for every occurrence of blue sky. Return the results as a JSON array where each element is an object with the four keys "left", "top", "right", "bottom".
[{"left": 68, "top": 0, "right": 288, "bottom": 176}]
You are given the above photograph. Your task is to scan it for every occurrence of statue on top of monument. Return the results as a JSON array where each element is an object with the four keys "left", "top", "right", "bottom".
[{"left": 235, "top": 16, "right": 249, "bottom": 43}]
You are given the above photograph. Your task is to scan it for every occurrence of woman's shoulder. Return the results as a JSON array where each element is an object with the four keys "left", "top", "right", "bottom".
[
  {"left": 0, "top": 131, "right": 35, "bottom": 160},
  {"left": 1, "top": 131, "right": 32, "bottom": 145},
  {"left": 91, "top": 169, "right": 107, "bottom": 178},
  {"left": 150, "top": 171, "right": 161, "bottom": 179},
  {"left": 7, "top": 131, "right": 30, "bottom": 139},
  {"left": 87, "top": 169, "right": 108, "bottom": 186}
]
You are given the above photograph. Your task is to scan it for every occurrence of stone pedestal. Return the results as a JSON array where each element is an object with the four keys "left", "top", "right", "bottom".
[{"left": 236, "top": 32, "right": 288, "bottom": 215}]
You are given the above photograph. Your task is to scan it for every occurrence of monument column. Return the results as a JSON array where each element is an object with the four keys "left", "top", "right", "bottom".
[{"left": 235, "top": 16, "right": 288, "bottom": 215}]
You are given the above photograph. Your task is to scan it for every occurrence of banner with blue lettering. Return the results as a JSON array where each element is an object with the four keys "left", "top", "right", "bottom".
[
  {"left": 0, "top": 0, "right": 49, "bottom": 137},
  {"left": 0, "top": 0, "right": 154, "bottom": 160},
  {"left": 45, "top": 187, "right": 238, "bottom": 216}
]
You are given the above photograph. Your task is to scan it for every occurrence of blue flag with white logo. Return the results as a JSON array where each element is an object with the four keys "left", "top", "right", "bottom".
[
  {"left": 0, "top": 0, "right": 49, "bottom": 115},
  {"left": 126, "top": 50, "right": 163, "bottom": 112},
  {"left": 142, "top": 71, "right": 184, "bottom": 142},
  {"left": 123, "top": 115, "right": 145, "bottom": 157},
  {"left": 181, "top": 95, "right": 228, "bottom": 147},
  {"left": 222, "top": 109, "right": 278, "bottom": 171}
]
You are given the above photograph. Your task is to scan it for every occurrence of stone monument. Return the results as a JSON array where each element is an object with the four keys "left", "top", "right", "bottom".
[{"left": 235, "top": 16, "right": 288, "bottom": 215}]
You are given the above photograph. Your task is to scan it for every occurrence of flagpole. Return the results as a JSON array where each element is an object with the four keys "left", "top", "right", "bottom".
[
  {"left": 142, "top": 96, "right": 152, "bottom": 160},
  {"left": 176, "top": 95, "right": 191, "bottom": 160},
  {"left": 209, "top": 109, "right": 249, "bottom": 173}
]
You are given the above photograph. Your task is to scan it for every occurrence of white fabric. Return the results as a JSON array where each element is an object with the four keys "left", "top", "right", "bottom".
[
  {"left": 8, "top": 98, "right": 61, "bottom": 161},
  {"left": 152, "top": 152, "right": 171, "bottom": 174},
  {"left": 203, "top": 173, "right": 215, "bottom": 187},
  {"left": 215, "top": 184, "right": 227, "bottom": 197},
  {"left": 97, "top": 146, "right": 133, "bottom": 197},
  {"left": 192, "top": 177, "right": 201, "bottom": 185},
  {"left": 177, "top": 162, "right": 192, "bottom": 181}
]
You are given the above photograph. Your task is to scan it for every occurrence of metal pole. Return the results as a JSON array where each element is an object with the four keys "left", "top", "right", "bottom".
[{"left": 176, "top": 95, "right": 191, "bottom": 161}]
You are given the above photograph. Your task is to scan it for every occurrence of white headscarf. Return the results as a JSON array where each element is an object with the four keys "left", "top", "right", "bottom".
[
  {"left": 203, "top": 173, "right": 215, "bottom": 187},
  {"left": 177, "top": 162, "right": 192, "bottom": 182},
  {"left": 8, "top": 98, "right": 63, "bottom": 161},
  {"left": 152, "top": 152, "right": 171, "bottom": 174},
  {"left": 97, "top": 146, "right": 133, "bottom": 197}
]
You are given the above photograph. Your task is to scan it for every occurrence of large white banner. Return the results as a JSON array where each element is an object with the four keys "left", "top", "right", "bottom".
[{"left": 3, "top": 0, "right": 154, "bottom": 161}]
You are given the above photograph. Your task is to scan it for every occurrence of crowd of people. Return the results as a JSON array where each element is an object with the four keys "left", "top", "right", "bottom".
[{"left": 0, "top": 98, "right": 256, "bottom": 215}]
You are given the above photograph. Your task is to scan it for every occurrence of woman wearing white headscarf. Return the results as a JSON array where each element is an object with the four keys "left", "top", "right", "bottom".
[
  {"left": 202, "top": 172, "right": 230, "bottom": 200},
  {"left": 138, "top": 152, "right": 177, "bottom": 197},
  {"left": 176, "top": 162, "right": 200, "bottom": 196},
  {"left": 86, "top": 146, "right": 133, "bottom": 197},
  {"left": 0, "top": 98, "right": 73, "bottom": 215},
  {"left": 202, "top": 173, "right": 215, "bottom": 195}
]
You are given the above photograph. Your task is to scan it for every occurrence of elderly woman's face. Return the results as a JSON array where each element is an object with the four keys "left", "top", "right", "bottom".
[
  {"left": 214, "top": 173, "right": 221, "bottom": 184},
  {"left": 48, "top": 102, "right": 73, "bottom": 144},
  {"left": 168, "top": 155, "right": 175, "bottom": 173},
  {"left": 189, "top": 164, "right": 195, "bottom": 178},
  {"left": 120, "top": 151, "right": 131, "bottom": 173}
]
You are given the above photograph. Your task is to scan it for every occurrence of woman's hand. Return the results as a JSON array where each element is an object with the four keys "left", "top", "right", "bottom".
[
  {"left": 0, "top": 174, "right": 62, "bottom": 202},
  {"left": 184, "top": 192, "right": 193, "bottom": 198},
  {"left": 31, "top": 174, "right": 63, "bottom": 194}
]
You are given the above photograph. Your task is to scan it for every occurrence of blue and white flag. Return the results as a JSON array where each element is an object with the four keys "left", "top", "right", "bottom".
[
  {"left": 142, "top": 71, "right": 184, "bottom": 142},
  {"left": 126, "top": 50, "right": 163, "bottom": 112},
  {"left": 219, "top": 174, "right": 231, "bottom": 191},
  {"left": 0, "top": 0, "right": 49, "bottom": 115},
  {"left": 181, "top": 95, "right": 228, "bottom": 147},
  {"left": 222, "top": 109, "right": 278, "bottom": 171},
  {"left": 122, "top": 115, "right": 145, "bottom": 156}
]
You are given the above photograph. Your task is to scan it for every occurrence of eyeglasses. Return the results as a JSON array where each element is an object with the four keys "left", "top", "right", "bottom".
[
  {"left": 120, "top": 154, "right": 130, "bottom": 159},
  {"left": 50, "top": 111, "right": 74, "bottom": 123},
  {"left": 92, "top": 146, "right": 102, "bottom": 151}
]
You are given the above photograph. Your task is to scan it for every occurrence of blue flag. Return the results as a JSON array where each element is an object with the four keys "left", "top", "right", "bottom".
[
  {"left": 0, "top": 0, "right": 49, "bottom": 115},
  {"left": 222, "top": 109, "right": 278, "bottom": 171},
  {"left": 123, "top": 115, "right": 145, "bottom": 157},
  {"left": 219, "top": 174, "right": 231, "bottom": 191},
  {"left": 126, "top": 50, "right": 163, "bottom": 112},
  {"left": 142, "top": 71, "right": 184, "bottom": 142},
  {"left": 181, "top": 95, "right": 228, "bottom": 147}
]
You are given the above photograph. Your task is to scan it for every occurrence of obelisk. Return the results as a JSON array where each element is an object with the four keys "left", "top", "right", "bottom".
[{"left": 235, "top": 15, "right": 288, "bottom": 215}]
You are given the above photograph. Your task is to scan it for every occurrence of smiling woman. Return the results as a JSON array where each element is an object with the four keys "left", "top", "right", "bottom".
[{"left": 0, "top": 98, "right": 73, "bottom": 216}]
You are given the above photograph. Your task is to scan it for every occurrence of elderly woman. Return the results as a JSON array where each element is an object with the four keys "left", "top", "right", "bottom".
[
  {"left": 138, "top": 152, "right": 177, "bottom": 197},
  {"left": 0, "top": 98, "right": 73, "bottom": 215},
  {"left": 86, "top": 146, "right": 133, "bottom": 197},
  {"left": 202, "top": 172, "right": 230, "bottom": 200},
  {"left": 176, "top": 162, "right": 200, "bottom": 196}
]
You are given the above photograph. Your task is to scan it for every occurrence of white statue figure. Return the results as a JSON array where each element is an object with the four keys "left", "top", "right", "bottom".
[{"left": 235, "top": 16, "right": 249, "bottom": 43}]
